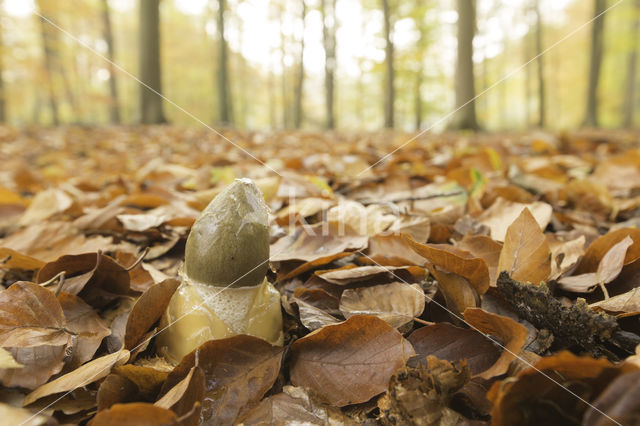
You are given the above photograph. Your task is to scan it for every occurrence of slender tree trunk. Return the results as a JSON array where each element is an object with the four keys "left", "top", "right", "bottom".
[
  {"left": 623, "top": 0, "right": 639, "bottom": 127},
  {"left": 37, "top": 2, "right": 59, "bottom": 125},
  {"left": 279, "top": 19, "right": 288, "bottom": 128},
  {"left": 216, "top": 0, "right": 233, "bottom": 125},
  {"left": 139, "top": 0, "right": 166, "bottom": 124},
  {"left": 293, "top": 0, "right": 306, "bottom": 129},
  {"left": 534, "top": 1, "right": 545, "bottom": 128},
  {"left": 268, "top": 69, "right": 276, "bottom": 128},
  {"left": 101, "top": 0, "right": 120, "bottom": 124},
  {"left": 321, "top": 0, "right": 336, "bottom": 129},
  {"left": 524, "top": 31, "right": 531, "bottom": 127},
  {"left": 414, "top": 71, "right": 422, "bottom": 131},
  {"left": 449, "top": 0, "right": 478, "bottom": 130},
  {"left": 584, "top": 0, "right": 606, "bottom": 127},
  {"left": 381, "top": 0, "right": 394, "bottom": 128}
]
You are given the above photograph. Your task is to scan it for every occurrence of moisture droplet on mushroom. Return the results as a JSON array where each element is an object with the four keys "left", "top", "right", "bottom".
[{"left": 157, "top": 178, "right": 283, "bottom": 363}]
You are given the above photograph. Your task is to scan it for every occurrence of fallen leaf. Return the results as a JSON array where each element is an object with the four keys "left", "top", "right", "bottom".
[
  {"left": 457, "top": 234, "right": 502, "bottom": 285},
  {"left": 58, "top": 292, "right": 111, "bottom": 368},
  {"left": 124, "top": 278, "right": 180, "bottom": 351},
  {"left": 89, "top": 402, "right": 177, "bottom": 426},
  {"left": 0, "top": 247, "right": 45, "bottom": 270},
  {"left": 590, "top": 287, "right": 640, "bottom": 316},
  {"left": 238, "top": 385, "right": 349, "bottom": 425},
  {"left": 112, "top": 365, "right": 169, "bottom": 402},
  {"left": 364, "top": 234, "right": 428, "bottom": 267},
  {"left": 18, "top": 188, "right": 73, "bottom": 227},
  {"left": 487, "top": 351, "right": 637, "bottom": 426},
  {"left": 0, "top": 281, "right": 71, "bottom": 389},
  {"left": 497, "top": 208, "right": 551, "bottom": 284},
  {"left": 290, "top": 315, "right": 415, "bottom": 406},
  {"left": 161, "top": 335, "right": 284, "bottom": 424},
  {"left": 582, "top": 370, "right": 640, "bottom": 426},
  {"left": 97, "top": 374, "right": 139, "bottom": 411},
  {"left": 559, "top": 236, "right": 634, "bottom": 293},
  {"left": 339, "top": 282, "right": 425, "bottom": 328},
  {"left": 317, "top": 265, "right": 425, "bottom": 285},
  {"left": 408, "top": 323, "right": 501, "bottom": 376},
  {"left": 36, "top": 252, "right": 130, "bottom": 305},
  {"left": 574, "top": 228, "right": 640, "bottom": 275},
  {"left": 295, "top": 298, "right": 341, "bottom": 331},
  {"left": 478, "top": 198, "right": 552, "bottom": 242},
  {"left": 403, "top": 235, "right": 490, "bottom": 295},
  {"left": 24, "top": 349, "right": 130, "bottom": 406},
  {"left": 155, "top": 366, "right": 205, "bottom": 425},
  {"left": 463, "top": 308, "right": 528, "bottom": 379},
  {"left": 547, "top": 235, "right": 585, "bottom": 279},
  {"left": 270, "top": 223, "right": 368, "bottom": 263},
  {"left": 429, "top": 267, "right": 479, "bottom": 316}
]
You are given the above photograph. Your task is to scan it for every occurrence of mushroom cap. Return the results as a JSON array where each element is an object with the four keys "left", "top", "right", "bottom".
[{"left": 184, "top": 179, "right": 270, "bottom": 287}]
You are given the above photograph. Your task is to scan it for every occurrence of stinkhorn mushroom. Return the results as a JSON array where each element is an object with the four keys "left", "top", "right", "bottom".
[{"left": 157, "top": 178, "right": 283, "bottom": 363}]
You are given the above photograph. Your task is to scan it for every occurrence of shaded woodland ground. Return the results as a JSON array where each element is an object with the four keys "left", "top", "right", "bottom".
[{"left": 0, "top": 126, "right": 639, "bottom": 425}]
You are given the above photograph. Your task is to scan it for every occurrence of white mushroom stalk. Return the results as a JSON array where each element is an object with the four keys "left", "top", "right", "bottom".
[{"left": 157, "top": 179, "right": 283, "bottom": 363}]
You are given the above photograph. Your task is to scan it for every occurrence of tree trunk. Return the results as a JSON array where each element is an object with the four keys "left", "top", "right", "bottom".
[
  {"left": 584, "top": 0, "right": 606, "bottom": 127},
  {"left": 321, "top": 0, "right": 336, "bottom": 129},
  {"left": 216, "top": 0, "right": 233, "bottom": 125},
  {"left": 37, "top": 2, "right": 59, "bottom": 125},
  {"left": 101, "top": 0, "right": 120, "bottom": 124},
  {"left": 280, "top": 17, "right": 288, "bottom": 128},
  {"left": 534, "top": 1, "right": 545, "bottom": 128},
  {"left": 382, "top": 0, "right": 394, "bottom": 128},
  {"left": 293, "top": 0, "right": 306, "bottom": 129},
  {"left": 623, "top": 0, "right": 639, "bottom": 127},
  {"left": 449, "top": 0, "right": 478, "bottom": 130},
  {"left": 139, "top": 0, "right": 166, "bottom": 124}
]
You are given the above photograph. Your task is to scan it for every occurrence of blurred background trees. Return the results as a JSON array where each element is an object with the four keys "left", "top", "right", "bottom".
[{"left": 0, "top": 0, "right": 637, "bottom": 131}]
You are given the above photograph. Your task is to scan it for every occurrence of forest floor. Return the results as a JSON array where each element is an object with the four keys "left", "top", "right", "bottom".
[{"left": 0, "top": 125, "right": 639, "bottom": 425}]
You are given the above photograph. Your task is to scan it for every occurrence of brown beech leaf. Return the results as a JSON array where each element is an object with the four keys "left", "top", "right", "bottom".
[
  {"left": 408, "top": 323, "right": 501, "bottom": 376},
  {"left": 478, "top": 198, "right": 552, "bottom": 242},
  {"left": 403, "top": 235, "right": 490, "bottom": 295},
  {"left": 112, "top": 365, "right": 169, "bottom": 402},
  {"left": 279, "top": 252, "right": 352, "bottom": 281},
  {"left": 429, "top": 267, "right": 479, "bottom": 316},
  {"left": 289, "top": 315, "right": 415, "bottom": 407},
  {"left": 97, "top": 374, "right": 139, "bottom": 411},
  {"left": 574, "top": 228, "right": 640, "bottom": 275},
  {"left": 36, "top": 252, "right": 130, "bottom": 305},
  {"left": 58, "top": 292, "right": 111, "bottom": 369},
  {"left": 582, "top": 370, "right": 640, "bottom": 426},
  {"left": 0, "top": 281, "right": 72, "bottom": 389},
  {"left": 115, "top": 252, "right": 156, "bottom": 293},
  {"left": 24, "top": 349, "right": 130, "bottom": 406},
  {"left": 487, "top": 351, "right": 638, "bottom": 426},
  {"left": 339, "top": 282, "right": 425, "bottom": 328},
  {"left": 161, "top": 335, "right": 284, "bottom": 424},
  {"left": 590, "top": 287, "right": 640, "bottom": 316},
  {"left": 270, "top": 223, "right": 368, "bottom": 262},
  {"left": 0, "top": 247, "right": 45, "bottom": 270},
  {"left": 89, "top": 402, "right": 177, "bottom": 426},
  {"left": 497, "top": 208, "right": 551, "bottom": 284},
  {"left": 558, "top": 236, "right": 634, "bottom": 293},
  {"left": 238, "top": 385, "right": 349, "bottom": 425},
  {"left": 317, "top": 265, "right": 425, "bottom": 285},
  {"left": 463, "top": 308, "right": 528, "bottom": 379},
  {"left": 364, "top": 234, "right": 428, "bottom": 267},
  {"left": 295, "top": 298, "right": 341, "bottom": 331},
  {"left": 155, "top": 366, "right": 205, "bottom": 425},
  {"left": 124, "top": 278, "right": 180, "bottom": 350},
  {"left": 547, "top": 235, "right": 585, "bottom": 279},
  {"left": 457, "top": 234, "right": 503, "bottom": 285}
]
